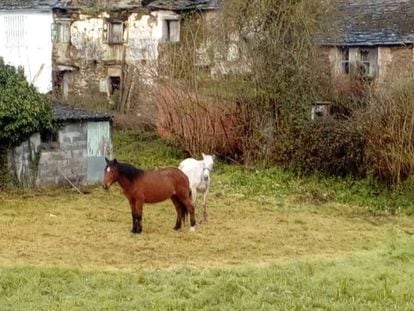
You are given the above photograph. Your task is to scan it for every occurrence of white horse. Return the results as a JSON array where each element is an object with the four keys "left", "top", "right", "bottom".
[{"left": 179, "top": 153, "right": 215, "bottom": 222}]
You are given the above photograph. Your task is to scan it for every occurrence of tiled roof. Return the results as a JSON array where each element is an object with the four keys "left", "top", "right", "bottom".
[
  {"left": 0, "top": 0, "right": 59, "bottom": 10},
  {"left": 52, "top": 102, "right": 112, "bottom": 122},
  {"left": 142, "top": 0, "right": 220, "bottom": 11},
  {"left": 318, "top": 0, "right": 414, "bottom": 46}
]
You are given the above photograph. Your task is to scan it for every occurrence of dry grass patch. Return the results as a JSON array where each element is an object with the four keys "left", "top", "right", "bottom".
[{"left": 0, "top": 185, "right": 412, "bottom": 271}]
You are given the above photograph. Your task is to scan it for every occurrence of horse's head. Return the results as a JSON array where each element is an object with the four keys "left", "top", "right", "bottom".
[
  {"left": 202, "top": 153, "right": 215, "bottom": 171},
  {"left": 103, "top": 157, "right": 120, "bottom": 190},
  {"left": 201, "top": 153, "right": 215, "bottom": 182}
]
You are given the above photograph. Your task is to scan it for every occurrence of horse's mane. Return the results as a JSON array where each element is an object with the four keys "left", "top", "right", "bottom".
[{"left": 118, "top": 163, "right": 145, "bottom": 181}]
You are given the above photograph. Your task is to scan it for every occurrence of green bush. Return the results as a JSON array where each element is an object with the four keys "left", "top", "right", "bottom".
[
  {"left": 0, "top": 58, "right": 53, "bottom": 188},
  {"left": 287, "top": 119, "right": 366, "bottom": 178},
  {"left": 0, "top": 58, "right": 53, "bottom": 148}
]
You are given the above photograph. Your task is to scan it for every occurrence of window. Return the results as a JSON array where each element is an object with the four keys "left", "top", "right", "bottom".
[
  {"left": 3, "top": 15, "right": 26, "bottom": 48},
  {"left": 336, "top": 47, "right": 377, "bottom": 78},
  {"left": 340, "top": 47, "right": 349, "bottom": 74},
  {"left": 40, "top": 131, "right": 59, "bottom": 150},
  {"left": 103, "top": 21, "right": 124, "bottom": 44},
  {"left": 163, "top": 19, "right": 180, "bottom": 42},
  {"left": 358, "top": 49, "right": 371, "bottom": 76},
  {"left": 51, "top": 20, "right": 71, "bottom": 43},
  {"left": 108, "top": 76, "right": 121, "bottom": 95}
]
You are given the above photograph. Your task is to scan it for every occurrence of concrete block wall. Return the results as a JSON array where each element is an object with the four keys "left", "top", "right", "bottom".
[{"left": 37, "top": 121, "right": 88, "bottom": 185}]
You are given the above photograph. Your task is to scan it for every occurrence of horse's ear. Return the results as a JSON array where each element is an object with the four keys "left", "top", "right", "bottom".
[
  {"left": 113, "top": 158, "right": 118, "bottom": 166},
  {"left": 202, "top": 152, "right": 206, "bottom": 157},
  {"left": 212, "top": 154, "right": 216, "bottom": 160},
  {"left": 105, "top": 157, "right": 109, "bottom": 163}
]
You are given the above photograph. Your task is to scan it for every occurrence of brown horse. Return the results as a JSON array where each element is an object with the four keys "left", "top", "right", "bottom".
[{"left": 103, "top": 158, "right": 196, "bottom": 234}]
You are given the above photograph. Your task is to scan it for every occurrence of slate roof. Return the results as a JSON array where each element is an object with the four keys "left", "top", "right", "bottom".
[
  {"left": 60, "top": 0, "right": 142, "bottom": 9},
  {"left": 142, "top": 0, "right": 220, "bottom": 11},
  {"left": 318, "top": 0, "right": 414, "bottom": 46},
  {"left": 0, "top": 0, "right": 61, "bottom": 10},
  {"left": 52, "top": 102, "right": 112, "bottom": 122},
  {"left": 0, "top": 0, "right": 143, "bottom": 10},
  {"left": 0, "top": 0, "right": 219, "bottom": 11}
]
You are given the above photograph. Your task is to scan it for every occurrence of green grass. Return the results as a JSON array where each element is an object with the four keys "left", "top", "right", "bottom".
[
  {"left": 114, "top": 130, "right": 414, "bottom": 215},
  {"left": 218, "top": 166, "right": 414, "bottom": 215},
  {"left": 1, "top": 131, "right": 414, "bottom": 309},
  {"left": 1, "top": 246, "right": 414, "bottom": 310}
]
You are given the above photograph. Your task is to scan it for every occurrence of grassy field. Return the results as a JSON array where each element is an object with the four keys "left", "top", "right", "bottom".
[{"left": 0, "top": 131, "right": 414, "bottom": 310}]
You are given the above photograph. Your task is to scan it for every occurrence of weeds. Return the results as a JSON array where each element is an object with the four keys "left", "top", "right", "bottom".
[{"left": 361, "top": 68, "right": 414, "bottom": 189}]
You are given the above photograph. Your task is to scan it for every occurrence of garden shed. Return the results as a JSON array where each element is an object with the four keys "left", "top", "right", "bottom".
[{"left": 8, "top": 102, "right": 112, "bottom": 186}]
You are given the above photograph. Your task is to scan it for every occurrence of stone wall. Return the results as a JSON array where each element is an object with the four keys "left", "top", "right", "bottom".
[
  {"left": 8, "top": 134, "right": 42, "bottom": 187},
  {"left": 378, "top": 46, "right": 414, "bottom": 83},
  {"left": 326, "top": 45, "right": 414, "bottom": 85},
  {"left": 52, "top": 9, "right": 178, "bottom": 99},
  {"left": 10, "top": 121, "right": 89, "bottom": 186},
  {"left": 37, "top": 121, "right": 88, "bottom": 185}
]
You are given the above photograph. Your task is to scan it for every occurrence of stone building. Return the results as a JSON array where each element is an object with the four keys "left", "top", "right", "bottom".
[
  {"left": 9, "top": 102, "right": 112, "bottom": 186},
  {"left": 52, "top": 0, "right": 220, "bottom": 101},
  {"left": 0, "top": 0, "right": 219, "bottom": 98},
  {"left": 317, "top": 0, "right": 414, "bottom": 84}
]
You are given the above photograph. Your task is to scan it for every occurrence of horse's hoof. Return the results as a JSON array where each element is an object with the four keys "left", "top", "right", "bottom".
[{"left": 190, "top": 226, "right": 196, "bottom": 232}]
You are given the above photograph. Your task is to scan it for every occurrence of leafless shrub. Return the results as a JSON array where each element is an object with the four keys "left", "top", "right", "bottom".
[
  {"left": 154, "top": 83, "right": 241, "bottom": 159},
  {"left": 112, "top": 113, "right": 155, "bottom": 132},
  {"left": 360, "top": 68, "right": 414, "bottom": 188}
]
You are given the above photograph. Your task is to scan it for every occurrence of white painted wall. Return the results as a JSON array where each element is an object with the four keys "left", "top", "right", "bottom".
[
  {"left": 127, "top": 10, "right": 179, "bottom": 61},
  {"left": 0, "top": 10, "right": 53, "bottom": 93},
  {"left": 68, "top": 10, "right": 179, "bottom": 63},
  {"left": 70, "top": 14, "right": 111, "bottom": 60}
]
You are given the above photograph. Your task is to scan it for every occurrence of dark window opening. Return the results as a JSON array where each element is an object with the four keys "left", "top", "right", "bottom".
[
  {"left": 109, "top": 76, "right": 121, "bottom": 95},
  {"left": 52, "top": 69, "right": 73, "bottom": 99},
  {"left": 41, "top": 131, "right": 59, "bottom": 150},
  {"left": 52, "top": 70, "right": 64, "bottom": 97}
]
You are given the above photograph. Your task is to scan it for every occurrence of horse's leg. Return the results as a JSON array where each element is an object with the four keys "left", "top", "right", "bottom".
[
  {"left": 185, "top": 187, "right": 197, "bottom": 225},
  {"left": 191, "top": 186, "right": 197, "bottom": 205},
  {"left": 171, "top": 196, "right": 183, "bottom": 230},
  {"left": 128, "top": 198, "right": 136, "bottom": 233},
  {"left": 180, "top": 197, "right": 196, "bottom": 231},
  {"left": 131, "top": 200, "right": 143, "bottom": 234}
]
